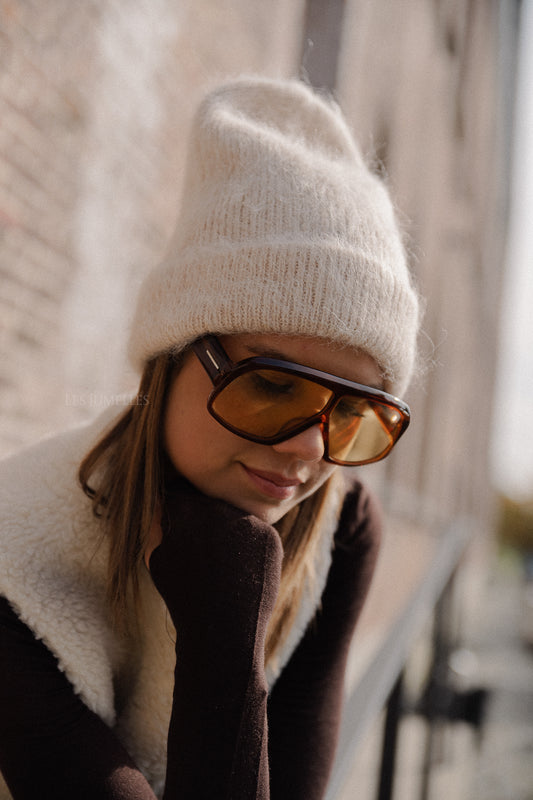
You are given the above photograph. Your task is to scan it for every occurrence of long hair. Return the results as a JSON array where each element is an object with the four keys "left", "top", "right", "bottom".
[{"left": 79, "top": 349, "right": 336, "bottom": 662}]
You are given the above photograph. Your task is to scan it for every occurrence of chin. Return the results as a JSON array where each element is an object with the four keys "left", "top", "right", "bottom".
[
  {"left": 249, "top": 498, "right": 301, "bottom": 526},
  {"left": 256, "top": 507, "right": 290, "bottom": 526}
]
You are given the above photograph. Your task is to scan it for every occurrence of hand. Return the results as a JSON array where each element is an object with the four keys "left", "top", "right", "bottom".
[
  {"left": 147, "top": 475, "right": 283, "bottom": 651},
  {"left": 154, "top": 477, "right": 280, "bottom": 798}
]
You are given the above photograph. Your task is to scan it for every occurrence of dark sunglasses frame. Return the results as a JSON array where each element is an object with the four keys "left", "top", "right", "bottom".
[{"left": 191, "top": 334, "right": 411, "bottom": 466}]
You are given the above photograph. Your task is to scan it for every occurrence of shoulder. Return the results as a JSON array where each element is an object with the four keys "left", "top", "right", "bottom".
[
  {"left": 0, "top": 407, "right": 123, "bottom": 515},
  {"left": 334, "top": 475, "right": 383, "bottom": 556},
  {"left": 0, "top": 407, "right": 123, "bottom": 614},
  {"left": 0, "top": 411, "right": 127, "bottom": 728},
  {"left": 0, "top": 406, "right": 122, "bottom": 474}
]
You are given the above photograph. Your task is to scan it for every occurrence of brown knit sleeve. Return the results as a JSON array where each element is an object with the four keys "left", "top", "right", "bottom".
[
  {"left": 267, "top": 480, "right": 382, "bottom": 800},
  {"left": 0, "top": 480, "right": 380, "bottom": 800},
  {"left": 0, "top": 595, "right": 157, "bottom": 799}
]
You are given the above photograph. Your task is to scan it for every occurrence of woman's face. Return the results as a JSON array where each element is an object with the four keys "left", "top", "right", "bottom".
[{"left": 163, "top": 333, "right": 382, "bottom": 524}]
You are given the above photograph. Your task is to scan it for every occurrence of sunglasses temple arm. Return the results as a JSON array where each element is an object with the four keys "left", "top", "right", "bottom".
[{"left": 193, "top": 336, "right": 232, "bottom": 382}]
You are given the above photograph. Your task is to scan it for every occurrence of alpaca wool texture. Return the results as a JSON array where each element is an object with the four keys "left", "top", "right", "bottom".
[{"left": 128, "top": 76, "right": 420, "bottom": 395}]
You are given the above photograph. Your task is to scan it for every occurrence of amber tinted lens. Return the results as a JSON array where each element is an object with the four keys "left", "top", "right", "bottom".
[
  {"left": 210, "top": 367, "right": 406, "bottom": 464},
  {"left": 328, "top": 396, "right": 404, "bottom": 463},
  {"left": 211, "top": 368, "right": 333, "bottom": 438}
]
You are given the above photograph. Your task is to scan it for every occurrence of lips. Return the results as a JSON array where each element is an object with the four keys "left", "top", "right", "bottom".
[
  {"left": 249, "top": 468, "right": 303, "bottom": 487},
  {"left": 241, "top": 465, "right": 305, "bottom": 500}
]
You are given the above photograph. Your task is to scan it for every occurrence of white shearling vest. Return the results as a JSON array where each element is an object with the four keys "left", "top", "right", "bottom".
[{"left": 0, "top": 412, "right": 345, "bottom": 798}]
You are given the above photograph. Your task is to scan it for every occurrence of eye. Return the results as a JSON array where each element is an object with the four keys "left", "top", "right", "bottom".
[
  {"left": 249, "top": 370, "right": 295, "bottom": 399},
  {"left": 334, "top": 397, "right": 366, "bottom": 420}
]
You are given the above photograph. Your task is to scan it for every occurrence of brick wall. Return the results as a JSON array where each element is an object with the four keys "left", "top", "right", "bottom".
[{"left": 0, "top": 0, "right": 305, "bottom": 451}]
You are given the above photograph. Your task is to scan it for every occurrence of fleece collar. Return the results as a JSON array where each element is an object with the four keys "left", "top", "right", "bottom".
[{"left": 0, "top": 411, "right": 345, "bottom": 795}]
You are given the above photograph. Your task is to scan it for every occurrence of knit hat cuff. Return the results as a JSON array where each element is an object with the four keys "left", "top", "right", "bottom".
[{"left": 128, "top": 242, "right": 419, "bottom": 395}]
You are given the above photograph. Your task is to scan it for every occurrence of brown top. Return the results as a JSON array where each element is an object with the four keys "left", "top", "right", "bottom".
[{"left": 0, "top": 477, "right": 380, "bottom": 799}]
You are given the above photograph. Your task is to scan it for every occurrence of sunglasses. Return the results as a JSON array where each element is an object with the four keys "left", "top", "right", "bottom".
[{"left": 191, "top": 335, "right": 410, "bottom": 466}]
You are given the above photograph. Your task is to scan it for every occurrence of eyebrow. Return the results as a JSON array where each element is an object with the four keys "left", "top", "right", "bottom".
[
  {"left": 243, "top": 344, "right": 385, "bottom": 392},
  {"left": 244, "top": 344, "right": 290, "bottom": 360}
]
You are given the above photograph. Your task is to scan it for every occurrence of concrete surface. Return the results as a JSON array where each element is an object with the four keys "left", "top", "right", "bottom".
[
  {"left": 469, "top": 558, "right": 533, "bottom": 800},
  {"left": 336, "top": 555, "right": 533, "bottom": 800}
]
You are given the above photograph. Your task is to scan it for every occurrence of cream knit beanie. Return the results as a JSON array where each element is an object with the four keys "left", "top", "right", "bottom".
[{"left": 128, "top": 76, "right": 420, "bottom": 395}]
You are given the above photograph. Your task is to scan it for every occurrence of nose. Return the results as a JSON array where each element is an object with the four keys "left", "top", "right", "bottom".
[{"left": 271, "top": 422, "right": 325, "bottom": 463}]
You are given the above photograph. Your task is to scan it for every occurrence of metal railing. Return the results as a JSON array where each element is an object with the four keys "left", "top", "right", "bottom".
[{"left": 326, "top": 517, "right": 474, "bottom": 800}]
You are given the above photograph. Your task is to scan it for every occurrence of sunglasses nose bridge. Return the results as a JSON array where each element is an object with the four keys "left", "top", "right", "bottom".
[
  {"left": 317, "top": 411, "right": 330, "bottom": 454},
  {"left": 277, "top": 401, "right": 332, "bottom": 451},
  {"left": 271, "top": 413, "right": 328, "bottom": 462},
  {"left": 279, "top": 411, "right": 328, "bottom": 444}
]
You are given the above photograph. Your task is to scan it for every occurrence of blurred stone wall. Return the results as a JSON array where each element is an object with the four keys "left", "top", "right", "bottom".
[
  {"left": 0, "top": 0, "right": 306, "bottom": 449},
  {"left": 0, "top": 1, "right": 515, "bottom": 533},
  {"left": 336, "top": 0, "right": 516, "bottom": 529}
]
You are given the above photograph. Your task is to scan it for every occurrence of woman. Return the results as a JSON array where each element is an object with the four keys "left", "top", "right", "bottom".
[{"left": 0, "top": 76, "right": 420, "bottom": 799}]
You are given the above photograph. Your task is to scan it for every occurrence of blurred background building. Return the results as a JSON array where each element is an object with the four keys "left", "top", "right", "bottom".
[
  {"left": 0, "top": 1, "right": 530, "bottom": 798},
  {"left": 0, "top": 0, "right": 516, "bottom": 522}
]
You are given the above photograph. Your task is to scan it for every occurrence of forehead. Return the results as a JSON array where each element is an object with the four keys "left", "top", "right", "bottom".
[{"left": 219, "top": 333, "right": 383, "bottom": 389}]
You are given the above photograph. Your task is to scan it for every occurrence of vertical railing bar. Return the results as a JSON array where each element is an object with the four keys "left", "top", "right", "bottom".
[
  {"left": 418, "top": 571, "right": 458, "bottom": 800},
  {"left": 376, "top": 669, "right": 405, "bottom": 800}
]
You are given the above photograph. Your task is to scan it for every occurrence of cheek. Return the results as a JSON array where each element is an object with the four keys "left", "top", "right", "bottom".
[
  {"left": 309, "top": 462, "right": 337, "bottom": 492},
  {"left": 163, "top": 365, "right": 212, "bottom": 467},
  {"left": 163, "top": 361, "right": 241, "bottom": 479}
]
